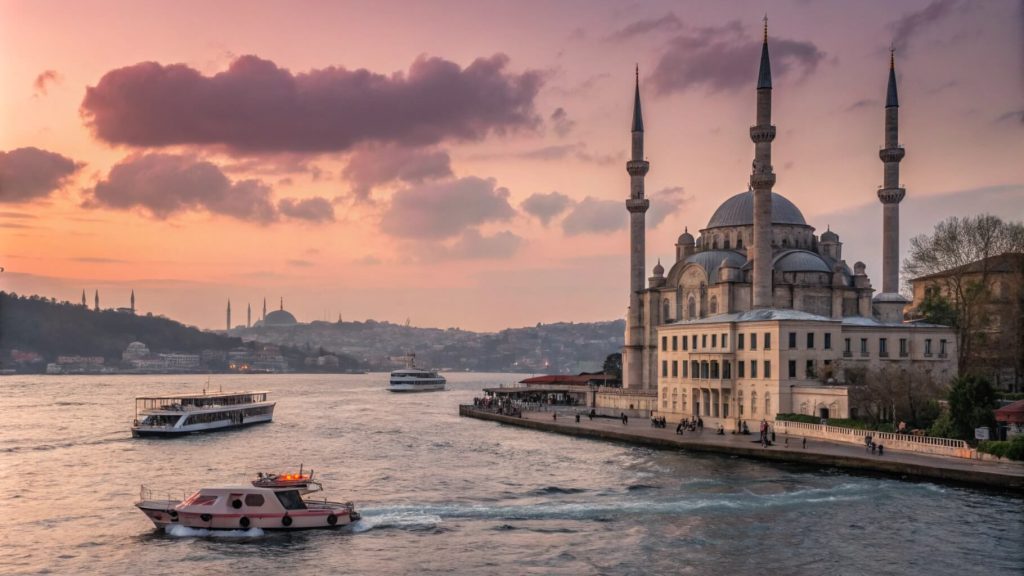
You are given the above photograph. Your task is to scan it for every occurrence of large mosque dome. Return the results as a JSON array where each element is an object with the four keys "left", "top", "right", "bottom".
[
  {"left": 264, "top": 309, "right": 297, "bottom": 326},
  {"left": 705, "top": 191, "right": 808, "bottom": 229}
]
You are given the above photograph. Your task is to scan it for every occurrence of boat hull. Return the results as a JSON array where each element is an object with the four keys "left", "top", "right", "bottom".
[
  {"left": 175, "top": 508, "right": 358, "bottom": 530},
  {"left": 387, "top": 382, "right": 446, "bottom": 392},
  {"left": 132, "top": 412, "right": 273, "bottom": 437}
]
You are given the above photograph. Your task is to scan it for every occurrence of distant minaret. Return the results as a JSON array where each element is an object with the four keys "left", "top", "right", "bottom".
[
  {"left": 247, "top": 303, "right": 252, "bottom": 328},
  {"left": 227, "top": 299, "right": 232, "bottom": 331},
  {"left": 280, "top": 297, "right": 284, "bottom": 311},
  {"left": 873, "top": 48, "right": 909, "bottom": 322},
  {"left": 750, "top": 16, "right": 777, "bottom": 309},
  {"left": 94, "top": 290, "right": 99, "bottom": 311},
  {"left": 130, "top": 289, "right": 135, "bottom": 314},
  {"left": 262, "top": 298, "right": 267, "bottom": 321},
  {"left": 623, "top": 66, "right": 651, "bottom": 390},
  {"left": 81, "top": 290, "right": 86, "bottom": 307}
]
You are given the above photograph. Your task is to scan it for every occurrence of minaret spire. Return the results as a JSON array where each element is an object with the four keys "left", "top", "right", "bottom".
[
  {"left": 130, "top": 289, "right": 135, "bottom": 313},
  {"left": 623, "top": 67, "right": 652, "bottom": 390},
  {"left": 875, "top": 48, "right": 908, "bottom": 320},
  {"left": 226, "top": 299, "right": 232, "bottom": 331},
  {"left": 81, "top": 289, "right": 86, "bottom": 307},
  {"left": 94, "top": 290, "right": 99, "bottom": 312},
  {"left": 750, "top": 18, "right": 777, "bottom": 308},
  {"left": 247, "top": 303, "right": 252, "bottom": 328},
  {"left": 262, "top": 298, "right": 267, "bottom": 320}
]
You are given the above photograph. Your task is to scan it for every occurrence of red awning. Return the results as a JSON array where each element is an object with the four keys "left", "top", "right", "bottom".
[{"left": 995, "top": 399, "right": 1024, "bottom": 425}]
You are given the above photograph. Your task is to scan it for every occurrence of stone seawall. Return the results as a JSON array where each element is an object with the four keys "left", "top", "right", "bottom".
[{"left": 459, "top": 406, "right": 1024, "bottom": 492}]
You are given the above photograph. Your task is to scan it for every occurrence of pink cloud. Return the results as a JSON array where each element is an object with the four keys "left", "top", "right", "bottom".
[
  {"left": 33, "top": 70, "right": 62, "bottom": 96},
  {"left": 0, "top": 147, "right": 82, "bottom": 203},
  {"left": 81, "top": 54, "right": 543, "bottom": 154},
  {"left": 341, "top": 145, "right": 453, "bottom": 201},
  {"left": 380, "top": 176, "right": 515, "bottom": 239}
]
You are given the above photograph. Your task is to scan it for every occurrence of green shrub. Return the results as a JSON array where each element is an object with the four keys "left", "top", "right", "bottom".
[{"left": 978, "top": 437, "right": 1024, "bottom": 461}]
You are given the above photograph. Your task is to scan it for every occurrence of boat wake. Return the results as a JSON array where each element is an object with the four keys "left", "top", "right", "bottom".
[
  {"left": 350, "top": 512, "right": 443, "bottom": 533},
  {"left": 164, "top": 525, "right": 266, "bottom": 538}
]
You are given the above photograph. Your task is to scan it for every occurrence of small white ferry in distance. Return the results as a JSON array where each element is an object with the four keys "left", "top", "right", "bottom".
[
  {"left": 388, "top": 354, "right": 446, "bottom": 392},
  {"left": 136, "top": 468, "right": 360, "bottom": 531},
  {"left": 131, "top": 391, "right": 275, "bottom": 437}
]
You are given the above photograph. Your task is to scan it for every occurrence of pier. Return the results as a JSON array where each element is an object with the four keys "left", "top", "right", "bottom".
[{"left": 459, "top": 405, "right": 1024, "bottom": 492}]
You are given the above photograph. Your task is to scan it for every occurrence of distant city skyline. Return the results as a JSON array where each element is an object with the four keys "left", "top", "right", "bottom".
[{"left": 2, "top": 0, "right": 1022, "bottom": 331}]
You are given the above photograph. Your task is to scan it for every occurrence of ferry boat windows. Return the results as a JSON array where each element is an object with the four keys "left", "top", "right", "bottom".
[
  {"left": 244, "top": 494, "right": 265, "bottom": 507},
  {"left": 275, "top": 490, "right": 307, "bottom": 510}
]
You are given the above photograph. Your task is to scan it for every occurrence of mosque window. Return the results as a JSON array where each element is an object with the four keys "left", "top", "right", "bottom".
[
  {"left": 765, "top": 393, "right": 771, "bottom": 416},
  {"left": 672, "top": 361, "right": 678, "bottom": 377},
  {"left": 751, "top": 391, "right": 758, "bottom": 415},
  {"left": 824, "top": 333, "right": 832, "bottom": 350},
  {"left": 751, "top": 360, "right": 758, "bottom": 378},
  {"left": 711, "top": 334, "right": 717, "bottom": 348},
  {"left": 710, "top": 361, "right": 719, "bottom": 379},
  {"left": 764, "top": 360, "right": 771, "bottom": 379},
  {"left": 736, "top": 236, "right": 743, "bottom": 249},
  {"left": 663, "top": 299, "right": 671, "bottom": 321},
  {"left": 724, "top": 237, "right": 731, "bottom": 250},
  {"left": 788, "top": 360, "right": 797, "bottom": 378},
  {"left": 682, "top": 335, "right": 688, "bottom": 351},
  {"left": 662, "top": 361, "right": 667, "bottom": 377},
  {"left": 738, "top": 361, "right": 746, "bottom": 378},
  {"left": 688, "top": 297, "right": 696, "bottom": 319},
  {"left": 710, "top": 296, "right": 718, "bottom": 314},
  {"left": 672, "top": 336, "right": 678, "bottom": 351},
  {"left": 750, "top": 333, "right": 758, "bottom": 350},
  {"left": 738, "top": 333, "right": 745, "bottom": 350},
  {"left": 738, "top": 391, "right": 745, "bottom": 416},
  {"left": 789, "top": 332, "right": 797, "bottom": 348},
  {"left": 807, "top": 332, "right": 815, "bottom": 349},
  {"left": 723, "top": 361, "right": 731, "bottom": 379},
  {"left": 682, "top": 361, "right": 688, "bottom": 378},
  {"left": 764, "top": 333, "right": 771, "bottom": 350}
]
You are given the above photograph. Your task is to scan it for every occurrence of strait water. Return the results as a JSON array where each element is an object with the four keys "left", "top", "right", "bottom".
[{"left": 0, "top": 373, "right": 1021, "bottom": 576}]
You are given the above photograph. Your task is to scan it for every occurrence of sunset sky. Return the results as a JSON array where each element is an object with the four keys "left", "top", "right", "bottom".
[{"left": 1, "top": 0, "right": 1022, "bottom": 331}]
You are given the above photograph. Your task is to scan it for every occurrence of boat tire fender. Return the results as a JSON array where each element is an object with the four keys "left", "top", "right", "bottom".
[
  {"left": 232, "top": 499, "right": 242, "bottom": 509},
  {"left": 282, "top": 515, "right": 292, "bottom": 527},
  {"left": 200, "top": 513, "right": 212, "bottom": 522},
  {"left": 327, "top": 514, "right": 338, "bottom": 526},
  {"left": 239, "top": 516, "right": 250, "bottom": 529},
  {"left": 169, "top": 510, "right": 178, "bottom": 519}
]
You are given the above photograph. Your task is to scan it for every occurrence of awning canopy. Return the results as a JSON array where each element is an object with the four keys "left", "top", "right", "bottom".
[{"left": 994, "top": 399, "right": 1024, "bottom": 425}]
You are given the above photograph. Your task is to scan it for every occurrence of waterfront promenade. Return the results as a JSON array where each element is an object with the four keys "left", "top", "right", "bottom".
[{"left": 459, "top": 405, "right": 1024, "bottom": 492}]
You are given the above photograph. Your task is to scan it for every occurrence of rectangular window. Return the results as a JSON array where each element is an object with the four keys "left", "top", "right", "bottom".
[
  {"left": 682, "top": 336, "right": 688, "bottom": 351},
  {"left": 682, "top": 361, "right": 688, "bottom": 378},
  {"left": 738, "top": 333, "right": 745, "bottom": 350},
  {"left": 925, "top": 339, "right": 932, "bottom": 356},
  {"left": 751, "top": 360, "right": 758, "bottom": 379},
  {"left": 692, "top": 335, "right": 697, "bottom": 350},
  {"left": 672, "top": 361, "right": 678, "bottom": 377},
  {"left": 807, "top": 332, "right": 815, "bottom": 349},
  {"left": 702, "top": 334, "right": 707, "bottom": 348},
  {"left": 879, "top": 338, "right": 888, "bottom": 357},
  {"left": 672, "top": 336, "right": 678, "bottom": 351},
  {"left": 824, "top": 333, "right": 832, "bottom": 350},
  {"left": 940, "top": 339, "right": 947, "bottom": 357},
  {"left": 712, "top": 334, "right": 718, "bottom": 348},
  {"left": 788, "top": 360, "right": 797, "bottom": 378},
  {"left": 722, "top": 334, "right": 728, "bottom": 349},
  {"left": 764, "top": 360, "right": 771, "bottom": 379},
  {"left": 662, "top": 361, "right": 668, "bottom": 377},
  {"left": 900, "top": 338, "right": 908, "bottom": 357},
  {"left": 860, "top": 338, "right": 868, "bottom": 355},
  {"left": 661, "top": 336, "right": 667, "bottom": 352},
  {"left": 764, "top": 333, "right": 772, "bottom": 350},
  {"left": 806, "top": 360, "right": 816, "bottom": 379},
  {"left": 738, "top": 361, "right": 746, "bottom": 378},
  {"left": 692, "top": 361, "right": 699, "bottom": 379},
  {"left": 788, "top": 332, "right": 797, "bottom": 348},
  {"left": 750, "top": 333, "right": 758, "bottom": 350},
  {"left": 844, "top": 338, "right": 852, "bottom": 354}
]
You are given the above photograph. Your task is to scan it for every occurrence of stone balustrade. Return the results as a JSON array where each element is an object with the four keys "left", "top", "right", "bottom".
[{"left": 775, "top": 420, "right": 974, "bottom": 459}]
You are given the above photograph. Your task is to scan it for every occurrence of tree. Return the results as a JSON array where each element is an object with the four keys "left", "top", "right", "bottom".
[
  {"left": 945, "top": 374, "right": 998, "bottom": 442},
  {"left": 602, "top": 352, "right": 622, "bottom": 384},
  {"left": 847, "top": 364, "right": 945, "bottom": 429},
  {"left": 903, "top": 214, "right": 1024, "bottom": 373}
]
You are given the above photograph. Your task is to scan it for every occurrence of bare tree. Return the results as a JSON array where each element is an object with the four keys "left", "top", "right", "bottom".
[
  {"left": 903, "top": 214, "right": 1024, "bottom": 373},
  {"left": 846, "top": 363, "right": 945, "bottom": 428}
]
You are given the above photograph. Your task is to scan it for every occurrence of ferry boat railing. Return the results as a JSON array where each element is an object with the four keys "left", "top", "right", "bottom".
[{"left": 139, "top": 484, "right": 187, "bottom": 503}]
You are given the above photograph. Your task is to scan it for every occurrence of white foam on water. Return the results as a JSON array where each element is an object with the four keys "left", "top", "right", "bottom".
[
  {"left": 164, "top": 524, "right": 265, "bottom": 538},
  {"left": 350, "top": 512, "right": 443, "bottom": 533}
]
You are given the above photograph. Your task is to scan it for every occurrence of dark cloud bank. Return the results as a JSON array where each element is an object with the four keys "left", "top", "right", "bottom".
[
  {"left": 0, "top": 147, "right": 82, "bottom": 203},
  {"left": 82, "top": 54, "right": 544, "bottom": 154}
]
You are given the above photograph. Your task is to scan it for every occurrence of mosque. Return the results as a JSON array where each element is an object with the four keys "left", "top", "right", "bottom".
[
  {"left": 226, "top": 297, "right": 298, "bottom": 331},
  {"left": 622, "top": 23, "right": 957, "bottom": 426}
]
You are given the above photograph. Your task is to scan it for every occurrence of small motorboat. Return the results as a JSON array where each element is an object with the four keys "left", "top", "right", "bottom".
[{"left": 136, "top": 468, "right": 360, "bottom": 531}]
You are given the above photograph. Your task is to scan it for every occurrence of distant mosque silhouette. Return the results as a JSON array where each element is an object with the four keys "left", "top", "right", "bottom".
[{"left": 226, "top": 297, "right": 297, "bottom": 330}]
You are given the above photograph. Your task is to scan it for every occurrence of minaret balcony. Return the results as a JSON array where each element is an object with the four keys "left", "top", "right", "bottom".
[
  {"left": 879, "top": 146, "right": 905, "bottom": 163},
  {"left": 749, "top": 125, "right": 776, "bottom": 143},
  {"left": 626, "top": 198, "right": 650, "bottom": 213},
  {"left": 749, "top": 172, "right": 776, "bottom": 190},
  {"left": 877, "top": 187, "right": 906, "bottom": 204},
  {"left": 626, "top": 159, "right": 650, "bottom": 177}
]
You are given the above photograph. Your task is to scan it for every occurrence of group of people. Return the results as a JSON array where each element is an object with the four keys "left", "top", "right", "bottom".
[
  {"left": 758, "top": 419, "right": 774, "bottom": 447},
  {"left": 675, "top": 417, "right": 704, "bottom": 435},
  {"left": 864, "top": 435, "right": 885, "bottom": 455},
  {"left": 650, "top": 416, "right": 668, "bottom": 428},
  {"left": 472, "top": 396, "right": 523, "bottom": 417}
]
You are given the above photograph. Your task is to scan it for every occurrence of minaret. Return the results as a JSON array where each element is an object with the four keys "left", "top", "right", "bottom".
[
  {"left": 247, "top": 303, "right": 252, "bottom": 328},
  {"left": 94, "top": 290, "right": 99, "bottom": 311},
  {"left": 262, "top": 298, "right": 267, "bottom": 321},
  {"left": 81, "top": 290, "right": 86, "bottom": 307},
  {"left": 623, "top": 66, "right": 651, "bottom": 390},
  {"left": 750, "top": 16, "right": 776, "bottom": 309},
  {"left": 874, "top": 48, "right": 909, "bottom": 322},
  {"left": 130, "top": 290, "right": 135, "bottom": 313},
  {"left": 280, "top": 297, "right": 284, "bottom": 311},
  {"left": 226, "top": 299, "right": 232, "bottom": 331}
]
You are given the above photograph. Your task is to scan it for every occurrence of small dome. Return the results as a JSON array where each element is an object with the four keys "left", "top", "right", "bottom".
[
  {"left": 706, "top": 191, "right": 808, "bottom": 229},
  {"left": 684, "top": 250, "right": 747, "bottom": 283},
  {"left": 821, "top": 228, "right": 839, "bottom": 242},
  {"left": 677, "top": 229, "right": 695, "bottom": 245},
  {"left": 127, "top": 341, "right": 147, "bottom": 351},
  {"left": 264, "top": 309, "right": 298, "bottom": 326},
  {"left": 653, "top": 260, "right": 665, "bottom": 276},
  {"left": 772, "top": 250, "right": 832, "bottom": 273}
]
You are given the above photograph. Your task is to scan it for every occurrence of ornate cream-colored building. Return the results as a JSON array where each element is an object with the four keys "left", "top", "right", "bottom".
[{"left": 622, "top": 24, "right": 957, "bottom": 427}]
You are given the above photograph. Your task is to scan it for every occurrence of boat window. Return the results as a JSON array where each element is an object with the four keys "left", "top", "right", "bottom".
[
  {"left": 275, "top": 490, "right": 307, "bottom": 510},
  {"left": 244, "top": 494, "right": 265, "bottom": 507},
  {"left": 182, "top": 492, "right": 218, "bottom": 506}
]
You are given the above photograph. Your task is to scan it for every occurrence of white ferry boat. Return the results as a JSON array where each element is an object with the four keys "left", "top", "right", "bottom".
[
  {"left": 131, "top": 391, "right": 275, "bottom": 437},
  {"left": 136, "top": 469, "right": 360, "bottom": 531},
  {"left": 388, "top": 355, "right": 446, "bottom": 392}
]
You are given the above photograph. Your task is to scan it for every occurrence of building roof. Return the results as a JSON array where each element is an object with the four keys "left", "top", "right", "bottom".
[
  {"left": 705, "top": 191, "right": 808, "bottom": 229},
  {"left": 519, "top": 373, "right": 616, "bottom": 386},
  {"left": 669, "top": 308, "right": 837, "bottom": 326},
  {"left": 773, "top": 250, "right": 832, "bottom": 273},
  {"left": 995, "top": 399, "right": 1024, "bottom": 424},
  {"left": 910, "top": 252, "right": 1024, "bottom": 282},
  {"left": 264, "top": 309, "right": 298, "bottom": 326}
]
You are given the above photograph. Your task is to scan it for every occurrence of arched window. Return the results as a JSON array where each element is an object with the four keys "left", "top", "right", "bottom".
[
  {"left": 687, "top": 297, "right": 696, "bottom": 319},
  {"left": 724, "top": 237, "right": 731, "bottom": 250},
  {"left": 712, "top": 236, "right": 718, "bottom": 250},
  {"left": 781, "top": 237, "right": 789, "bottom": 248},
  {"left": 710, "top": 296, "right": 718, "bottom": 314},
  {"left": 736, "top": 236, "right": 743, "bottom": 249},
  {"left": 751, "top": 391, "right": 758, "bottom": 415},
  {"left": 765, "top": 392, "right": 771, "bottom": 417},
  {"left": 663, "top": 299, "right": 671, "bottom": 323}
]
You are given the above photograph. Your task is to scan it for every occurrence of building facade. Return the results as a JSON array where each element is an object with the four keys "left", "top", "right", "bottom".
[{"left": 619, "top": 24, "right": 957, "bottom": 427}]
